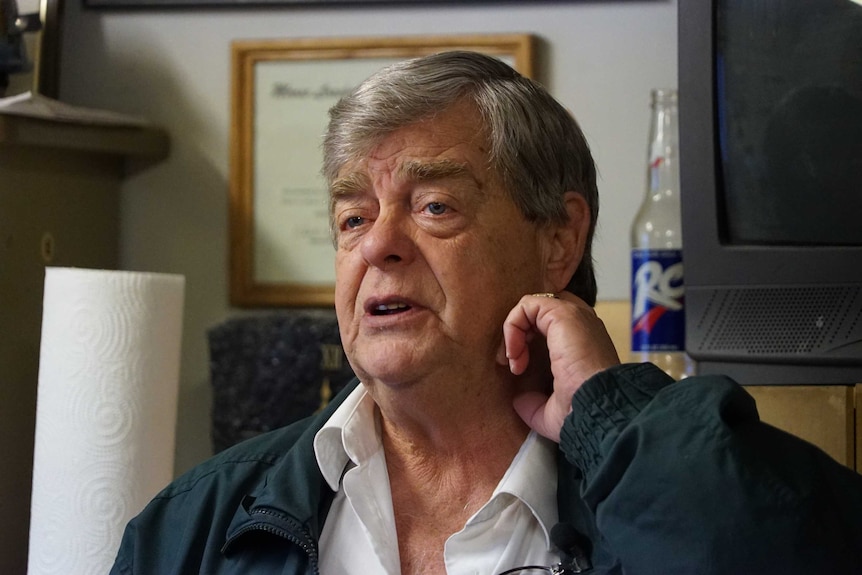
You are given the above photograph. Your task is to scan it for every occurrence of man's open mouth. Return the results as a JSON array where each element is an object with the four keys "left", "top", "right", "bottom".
[{"left": 370, "top": 302, "right": 412, "bottom": 316}]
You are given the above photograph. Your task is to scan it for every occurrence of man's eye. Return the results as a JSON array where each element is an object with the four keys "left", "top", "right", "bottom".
[
  {"left": 425, "top": 202, "right": 448, "bottom": 216},
  {"left": 345, "top": 216, "right": 365, "bottom": 229}
]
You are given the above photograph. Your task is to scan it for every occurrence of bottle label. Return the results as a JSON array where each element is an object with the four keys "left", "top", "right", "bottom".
[{"left": 631, "top": 249, "right": 685, "bottom": 352}]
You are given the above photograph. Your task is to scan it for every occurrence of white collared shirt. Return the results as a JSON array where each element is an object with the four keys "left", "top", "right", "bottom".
[{"left": 313, "top": 384, "right": 559, "bottom": 575}]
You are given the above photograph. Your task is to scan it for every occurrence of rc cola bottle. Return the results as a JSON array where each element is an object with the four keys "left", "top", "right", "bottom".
[{"left": 630, "top": 89, "right": 695, "bottom": 379}]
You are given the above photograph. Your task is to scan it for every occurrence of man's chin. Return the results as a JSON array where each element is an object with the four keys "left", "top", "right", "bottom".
[
  {"left": 355, "top": 368, "right": 423, "bottom": 389},
  {"left": 348, "top": 348, "right": 426, "bottom": 387}
]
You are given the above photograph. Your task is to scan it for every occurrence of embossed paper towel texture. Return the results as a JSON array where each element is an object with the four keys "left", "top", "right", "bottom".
[{"left": 27, "top": 268, "right": 185, "bottom": 575}]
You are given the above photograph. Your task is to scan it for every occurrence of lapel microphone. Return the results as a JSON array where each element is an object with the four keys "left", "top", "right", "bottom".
[
  {"left": 550, "top": 522, "right": 592, "bottom": 573},
  {"left": 496, "top": 523, "right": 593, "bottom": 574}
]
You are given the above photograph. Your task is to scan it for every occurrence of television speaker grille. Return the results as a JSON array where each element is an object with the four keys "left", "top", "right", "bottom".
[{"left": 689, "top": 285, "right": 862, "bottom": 359}]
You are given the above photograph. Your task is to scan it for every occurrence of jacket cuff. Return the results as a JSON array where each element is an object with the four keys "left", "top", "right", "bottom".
[{"left": 559, "top": 363, "right": 674, "bottom": 478}]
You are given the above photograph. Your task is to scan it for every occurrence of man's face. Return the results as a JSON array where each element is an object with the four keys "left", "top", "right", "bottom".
[{"left": 330, "top": 101, "right": 553, "bottom": 388}]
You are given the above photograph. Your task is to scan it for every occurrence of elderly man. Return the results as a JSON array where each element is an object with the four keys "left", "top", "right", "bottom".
[{"left": 111, "top": 52, "right": 862, "bottom": 575}]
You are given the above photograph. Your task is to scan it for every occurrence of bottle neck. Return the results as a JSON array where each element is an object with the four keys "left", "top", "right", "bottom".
[{"left": 647, "top": 91, "right": 679, "bottom": 200}]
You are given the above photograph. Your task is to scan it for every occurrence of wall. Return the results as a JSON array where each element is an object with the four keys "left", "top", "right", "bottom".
[{"left": 58, "top": 0, "right": 678, "bottom": 475}]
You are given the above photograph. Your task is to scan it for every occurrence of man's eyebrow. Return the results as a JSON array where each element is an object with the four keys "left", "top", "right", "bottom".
[
  {"left": 329, "top": 173, "right": 370, "bottom": 212},
  {"left": 398, "top": 159, "right": 479, "bottom": 185},
  {"left": 329, "top": 158, "right": 482, "bottom": 214}
]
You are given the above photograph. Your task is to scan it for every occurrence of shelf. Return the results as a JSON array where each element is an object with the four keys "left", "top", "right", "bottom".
[{"left": 0, "top": 114, "right": 169, "bottom": 164}]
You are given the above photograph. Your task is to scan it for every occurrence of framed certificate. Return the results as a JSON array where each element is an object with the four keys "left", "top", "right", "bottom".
[{"left": 229, "top": 34, "right": 534, "bottom": 307}]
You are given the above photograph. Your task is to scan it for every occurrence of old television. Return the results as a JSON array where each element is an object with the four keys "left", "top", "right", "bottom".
[{"left": 678, "top": 0, "right": 862, "bottom": 385}]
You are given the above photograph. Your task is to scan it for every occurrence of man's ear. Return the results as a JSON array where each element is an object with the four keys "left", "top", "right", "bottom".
[{"left": 544, "top": 191, "right": 590, "bottom": 292}]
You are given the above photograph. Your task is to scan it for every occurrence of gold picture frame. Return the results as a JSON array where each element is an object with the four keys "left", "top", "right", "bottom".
[{"left": 229, "top": 33, "right": 535, "bottom": 307}]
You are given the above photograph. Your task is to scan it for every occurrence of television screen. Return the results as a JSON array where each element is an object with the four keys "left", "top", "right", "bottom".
[{"left": 717, "top": 0, "right": 862, "bottom": 246}]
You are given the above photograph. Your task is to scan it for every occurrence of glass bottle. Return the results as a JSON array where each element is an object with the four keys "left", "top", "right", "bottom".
[{"left": 630, "top": 89, "right": 695, "bottom": 379}]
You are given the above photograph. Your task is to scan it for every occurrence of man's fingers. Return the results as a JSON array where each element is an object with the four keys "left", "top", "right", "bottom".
[
  {"left": 513, "top": 391, "right": 560, "bottom": 442},
  {"left": 502, "top": 294, "right": 561, "bottom": 374}
]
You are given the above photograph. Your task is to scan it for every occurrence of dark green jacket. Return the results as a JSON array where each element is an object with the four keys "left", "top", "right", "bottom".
[{"left": 111, "top": 363, "right": 862, "bottom": 574}]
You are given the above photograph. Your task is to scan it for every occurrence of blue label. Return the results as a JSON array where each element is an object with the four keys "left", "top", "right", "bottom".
[{"left": 631, "top": 249, "right": 685, "bottom": 352}]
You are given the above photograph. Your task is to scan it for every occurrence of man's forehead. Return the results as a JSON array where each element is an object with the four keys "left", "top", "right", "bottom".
[
  {"left": 334, "top": 141, "right": 485, "bottom": 183},
  {"left": 330, "top": 157, "right": 482, "bottom": 199},
  {"left": 370, "top": 103, "right": 487, "bottom": 160},
  {"left": 331, "top": 104, "right": 492, "bottom": 192}
]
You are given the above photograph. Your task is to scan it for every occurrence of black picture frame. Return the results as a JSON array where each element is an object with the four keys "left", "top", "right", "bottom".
[
  {"left": 85, "top": 0, "right": 506, "bottom": 8},
  {"left": 37, "top": 0, "right": 64, "bottom": 97}
]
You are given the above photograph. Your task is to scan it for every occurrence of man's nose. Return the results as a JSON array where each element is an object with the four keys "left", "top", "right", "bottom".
[{"left": 359, "top": 210, "right": 415, "bottom": 269}]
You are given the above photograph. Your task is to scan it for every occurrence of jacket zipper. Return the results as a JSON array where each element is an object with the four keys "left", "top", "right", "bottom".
[{"left": 226, "top": 508, "right": 321, "bottom": 575}]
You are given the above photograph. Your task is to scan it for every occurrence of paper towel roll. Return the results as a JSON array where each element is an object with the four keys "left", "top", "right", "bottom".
[{"left": 27, "top": 267, "right": 185, "bottom": 575}]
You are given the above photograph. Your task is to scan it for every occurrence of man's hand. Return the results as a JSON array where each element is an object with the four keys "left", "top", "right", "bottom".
[{"left": 499, "top": 293, "right": 621, "bottom": 442}]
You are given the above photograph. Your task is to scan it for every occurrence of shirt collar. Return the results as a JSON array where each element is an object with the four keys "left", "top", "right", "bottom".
[
  {"left": 474, "top": 430, "right": 559, "bottom": 549},
  {"left": 313, "top": 383, "right": 378, "bottom": 491}
]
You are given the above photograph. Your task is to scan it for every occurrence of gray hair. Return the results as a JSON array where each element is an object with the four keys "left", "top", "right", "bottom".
[{"left": 323, "top": 50, "right": 599, "bottom": 306}]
